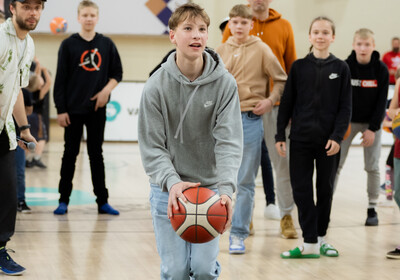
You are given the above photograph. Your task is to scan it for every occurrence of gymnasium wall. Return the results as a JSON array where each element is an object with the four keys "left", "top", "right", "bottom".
[{"left": 27, "top": 0, "right": 400, "bottom": 118}]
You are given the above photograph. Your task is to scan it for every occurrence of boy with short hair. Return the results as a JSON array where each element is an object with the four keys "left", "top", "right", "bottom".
[
  {"left": 216, "top": 4, "right": 287, "bottom": 254},
  {"left": 53, "top": 0, "right": 123, "bottom": 215},
  {"left": 138, "top": 3, "right": 243, "bottom": 279},
  {"left": 335, "top": 28, "right": 389, "bottom": 225}
]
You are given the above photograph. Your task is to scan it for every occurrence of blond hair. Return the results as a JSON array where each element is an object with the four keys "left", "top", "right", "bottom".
[
  {"left": 78, "top": 0, "right": 99, "bottom": 15},
  {"left": 168, "top": 3, "right": 210, "bottom": 31},
  {"left": 229, "top": 4, "right": 252, "bottom": 20},
  {"left": 354, "top": 28, "right": 374, "bottom": 42}
]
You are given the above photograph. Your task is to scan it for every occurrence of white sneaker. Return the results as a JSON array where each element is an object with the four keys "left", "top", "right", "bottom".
[
  {"left": 229, "top": 236, "right": 245, "bottom": 254},
  {"left": 264, "top": 204, "right": 280, "bottom": 220}
]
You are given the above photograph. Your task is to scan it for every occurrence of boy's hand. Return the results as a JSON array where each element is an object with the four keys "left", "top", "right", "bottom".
[
  {"left": 220, "top": 194, "right": 232, "bottom": 233},
  {"left": 57, "top": 113, "right": 70, "bottom": 127},
  {"left": 253, "top": 99, "right": 273, "bottom": 115},
  {"left": 325, "top": 139, "right": 340, "bottom": 156},
  {"left": 167, "top": 181, "right": 201, "bottom": 218},
  {"left": 90, "top": 90, "right": 110, "bottom": 111},
  {"left": 361, "top": 129, "right": 375, "bottom": 147},
  {"left": 275, "top": 141, "right": 286, "bottom": 157}
]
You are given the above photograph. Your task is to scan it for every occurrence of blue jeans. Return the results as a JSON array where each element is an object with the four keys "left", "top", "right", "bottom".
[
  {"left": 230, "top": 112, "right": 263, "bottom": 239},
  {"left": 15, "top": 146, "right": 26, "bottom": 202},
  {"left": 149, "top": 184, "right": 221, "bottom": 280}
]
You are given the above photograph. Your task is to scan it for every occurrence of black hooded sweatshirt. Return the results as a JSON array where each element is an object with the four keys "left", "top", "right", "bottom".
[
  {"left": 345, "top": 50, "right": 389, "bottom": 131},
  {"left": 276, "top": 53, "right": 352, "bottom": 144},
  {"left": 54, "top": 33, "right": 123, "bottom": 115}
]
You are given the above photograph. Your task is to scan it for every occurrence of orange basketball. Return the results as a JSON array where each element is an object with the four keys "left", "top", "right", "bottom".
[
  {"left": 170, "top": 187, "right": 227, "bottom": 243},
  {"left": 50, "top": 17, "right": 67, "bottom": 34}
]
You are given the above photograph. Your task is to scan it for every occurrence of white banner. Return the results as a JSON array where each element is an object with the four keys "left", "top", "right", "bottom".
[
  {"left": 34, "top": 0, "right": 188, "bottom": 35},
  {"left": 104, "top": 81, "right": 144, "bottom": 141}
]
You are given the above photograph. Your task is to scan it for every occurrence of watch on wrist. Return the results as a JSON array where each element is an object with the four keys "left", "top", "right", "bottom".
[{"left": 19, "top": 124, "right": 31, "bottom": 131}]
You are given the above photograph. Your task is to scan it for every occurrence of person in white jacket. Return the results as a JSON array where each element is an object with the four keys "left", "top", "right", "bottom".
[{"left": 0, "top": 0, "right": 44, "bottom": 275}]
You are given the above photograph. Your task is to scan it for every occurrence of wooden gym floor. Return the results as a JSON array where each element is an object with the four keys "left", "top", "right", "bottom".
[{"left": 10, "top": 123, "right": 400, "bottom": 279}]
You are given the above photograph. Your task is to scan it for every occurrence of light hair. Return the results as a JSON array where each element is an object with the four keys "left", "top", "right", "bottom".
[
  {"left": 392, "top": 37, "right": 400, "bottom": 42},
  {"left": 309, "top": 16, "right": 335, "bottom": 52},
  {"left": 229, "top": 4, "right": 252, "bottom": 20},
  {"left": 353, "top": 28, "right": 374, "bottom": 42},
  {"left": 168, "top": 3, "right": 210, "bottom": 31},
  {"left": 78, "top": 0, "right": 99, "bottom": 15}
]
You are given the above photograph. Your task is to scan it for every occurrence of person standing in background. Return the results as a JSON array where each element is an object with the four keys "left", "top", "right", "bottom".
[
  {"left": 335, "top": 29, "right": 389, "bottom": 226},
  {"left": 53, "top": 0, "right": 122, "bottom": 215},
  {"left": 222, "top": 0, "right": 298, "bottom": 239},
  {"left": 383, "top": 37, "right": 400, "bottom": 86}
]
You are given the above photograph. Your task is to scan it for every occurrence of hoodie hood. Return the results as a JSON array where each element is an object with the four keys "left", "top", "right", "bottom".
[
  {"left": 225, "top": 35, "right": 261, "bottom": 48},
  {"left": 266, "top": 8, "right": 282, "bottom": 22},
  {"left": 306, "top": 52, "right": 338, "bottom": 65},
  {"left": 161, "top": 49, "right": 230, "bottom": 142},
  {"left": 252, "top": 8, "right": 281, "bottom": 23},
  {"left": 161, "top": 48, "right": 228, "bottom": 86},
  {"left": 346, "top": 50, "right": 381, "bottom": 66}
]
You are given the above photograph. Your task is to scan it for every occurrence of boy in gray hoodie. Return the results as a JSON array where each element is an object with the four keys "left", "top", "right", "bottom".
[{"left": 138, "top": 3, "right": 243, "bottom": 279}]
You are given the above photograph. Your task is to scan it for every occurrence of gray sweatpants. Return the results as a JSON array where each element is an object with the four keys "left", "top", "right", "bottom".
[{"left": 335, "top": 122, "right": 382, "bottom": 207}]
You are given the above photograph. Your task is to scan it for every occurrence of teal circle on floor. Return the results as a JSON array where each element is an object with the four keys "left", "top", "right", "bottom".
[{"left": 25, "top": 187, "right": 95, "bottom": 206}]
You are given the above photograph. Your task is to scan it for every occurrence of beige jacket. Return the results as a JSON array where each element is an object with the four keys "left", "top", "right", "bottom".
[{"left": 216, "top": 35, "right": 287, "bottom": 111}]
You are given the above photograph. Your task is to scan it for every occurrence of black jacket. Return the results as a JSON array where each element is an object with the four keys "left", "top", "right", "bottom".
[
  {"left": 276, "top": 53, "right": 352, "bottom": 144},
  {"left": 54, "top": 33, "right": 123, "bottom": 115},
  {"left": 345, "top": 50, "right": 389, "bottom": 131}
]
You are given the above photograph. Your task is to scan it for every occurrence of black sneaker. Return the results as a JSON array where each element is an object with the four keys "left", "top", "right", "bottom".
[
  {"left": 386, "top": 248, "right": 400, "bottom": 259},
  {"left": 25, "top": 160, "right": 34, "bottom": 168},
  {"left": 17, "top": 201, "right": 32, "bottom": 213},
  {"left": 33, "top": 158, "right": 47, "bottom": 169},
  {"left": 365, "top": 208, "right": 378, "bottom": 226},
  {"left": 0, "top": 247, "right": 26, "bottom": 276}
]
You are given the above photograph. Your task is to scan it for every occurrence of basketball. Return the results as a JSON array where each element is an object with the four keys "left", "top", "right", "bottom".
[
  {"left": 392, "top": 113, "right": 400, "bottom": 138},
  {"left": 170, "top": 187, "right": 227, "bottom": 243},
  {"left": 50, "top": 17, "right": 68, "bottom": 34}
]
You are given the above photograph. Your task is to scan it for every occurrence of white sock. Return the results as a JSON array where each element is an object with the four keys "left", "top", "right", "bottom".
[
  {"left": 318, "top": 236, "right": 325, "bottom": 246},
  {"left": 302, "top": 243, "right": 319, "bottom": 255},
  {"left": 34, "top": 155, "right": 41, "bottom": 161}
]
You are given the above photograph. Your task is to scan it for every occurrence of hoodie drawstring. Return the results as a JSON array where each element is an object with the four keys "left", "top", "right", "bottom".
[{"left": 174, "top": 79, "right": 200, "bottom": 143}]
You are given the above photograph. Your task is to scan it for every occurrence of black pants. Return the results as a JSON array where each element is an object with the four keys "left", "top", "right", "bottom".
[
  {"left": 58, "top": 108, "right": 108, "bottom": 206},
  {"left": 289, "top": 140, "right": 339, "bottom": 243},
  {"left": 0, "top": 131, "right": 17, "bottom": 245}
]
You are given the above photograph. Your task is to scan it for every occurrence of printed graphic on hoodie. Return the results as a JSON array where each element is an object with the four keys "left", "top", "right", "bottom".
[
  {"left": 79, "top": 48, "right": 102, "bottom": 71},
  {"left": 351, "top": 79, "right": 378, "bottom": 88}
]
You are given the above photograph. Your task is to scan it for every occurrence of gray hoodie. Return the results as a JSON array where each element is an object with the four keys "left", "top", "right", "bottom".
[{"left": 138, "top": 50, "right": 243, "bottom": 198}]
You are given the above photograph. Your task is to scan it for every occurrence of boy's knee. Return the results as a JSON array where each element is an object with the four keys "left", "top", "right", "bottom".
[
  {"left": 190, "top": 259, "right": 220, "bottom": 279},
  {"left": 161, "top": 265, "right": 188, "bottom": 280}
]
